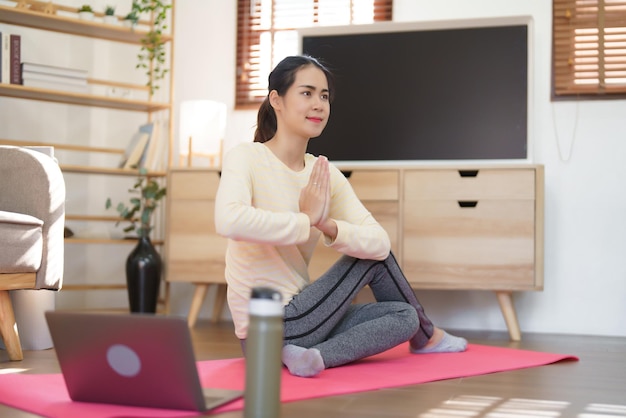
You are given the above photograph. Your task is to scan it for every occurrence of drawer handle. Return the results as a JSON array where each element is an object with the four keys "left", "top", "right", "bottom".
[
  {"left": 458, "top": 170, "right": 479, "bottom": 177},
  {"left": 341, "top": 170, "right": 353, "bottom": 178},
  {"left": 458, "top": 201, "right": 478, "bottom": 208}
]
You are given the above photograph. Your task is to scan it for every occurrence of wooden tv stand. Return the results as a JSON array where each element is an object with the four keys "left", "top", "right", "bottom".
[{"left": 165, "top": 164, "right": 544, "bottom": 341}]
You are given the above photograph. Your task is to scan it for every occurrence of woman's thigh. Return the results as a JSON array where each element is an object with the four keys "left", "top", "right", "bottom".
[{"left": 283, "top": 255, "right": 380, "bottom": 345}]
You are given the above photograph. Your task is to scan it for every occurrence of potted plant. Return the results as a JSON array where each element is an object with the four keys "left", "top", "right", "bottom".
[
  {"left": 106, "top": 169, "right": 166, "bottom": 313},
  {"left": 103, "top": 5, "right": 117, "bottom": 25},
  {"left": 78, "top": 4, "right": 94, "bottom": 20},
  {"left": 123, "top": 10, "right": 139, "bottom": 28},
  {"left": 131, "top": 0, "right": 172, "bottom": 95}
]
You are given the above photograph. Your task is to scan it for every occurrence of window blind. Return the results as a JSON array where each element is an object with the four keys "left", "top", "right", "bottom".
[
  {"left": 236, "top": 0, "right": 393, "bottom": 107},
  {"left": 553, "top": 0, "right": 626, "bottom": 97}
]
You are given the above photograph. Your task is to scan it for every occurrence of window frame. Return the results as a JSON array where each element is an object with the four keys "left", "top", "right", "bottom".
[
  {"left": 235, "top": 0, "right": 393, "bottom": 109},
  {"left": 552, "top": 0, "right": 626, "bottom": 100}
]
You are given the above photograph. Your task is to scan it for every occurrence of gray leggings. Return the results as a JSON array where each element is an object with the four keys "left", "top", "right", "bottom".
[{"left": 282, "top": 252, "right": 435, "bottom": 368}]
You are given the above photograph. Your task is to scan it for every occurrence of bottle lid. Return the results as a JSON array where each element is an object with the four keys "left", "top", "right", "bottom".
[
  {"left": 251, "top": 287, "right": 282, "bottom": 301},
  {"left": 249, "top": 287, "right": 283, "bottom": 317}
]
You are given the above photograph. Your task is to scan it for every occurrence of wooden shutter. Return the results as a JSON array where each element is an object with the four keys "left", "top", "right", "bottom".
[
  {"left": 236, "top": 0, "right": 393, "bottom": 108},
  {"left": 553, "top": 0, "right": 626, "bottom": 97}
]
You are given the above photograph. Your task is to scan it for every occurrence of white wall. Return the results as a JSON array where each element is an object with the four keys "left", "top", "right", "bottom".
[
  {"left": 173, "top": 0, "right": 626, "bottom": 337},
  {"left": 389, "top": 1, "right": 626, "bottom": 337}
]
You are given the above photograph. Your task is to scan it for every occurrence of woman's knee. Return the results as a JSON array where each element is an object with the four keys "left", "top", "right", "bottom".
[{"left": 388, "top": 301, "right": 420, "bottom": 338}]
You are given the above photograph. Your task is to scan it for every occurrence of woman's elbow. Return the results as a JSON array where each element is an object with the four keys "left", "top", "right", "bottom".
[
  {"left": 215, "top": 207, "right": 238, "bottom": 238},
  {"left": 377, "top": 238, "right": 391, "bottom": 260},
  {"left": 373, "top": 232, "right": 391, "bottom": 260}
]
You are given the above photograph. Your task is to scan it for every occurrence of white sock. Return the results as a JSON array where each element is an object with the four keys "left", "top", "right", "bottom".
[
  {"left": 410, "top": 331, "right": 468, "bottom": 354},
  {"left": 282, "top": 344, "right": 325, "bottom": 377}
]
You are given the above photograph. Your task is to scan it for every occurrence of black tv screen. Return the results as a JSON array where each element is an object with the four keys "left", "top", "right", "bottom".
[{"left": 300, "top": 19, "right": 530, "bottom": 161}]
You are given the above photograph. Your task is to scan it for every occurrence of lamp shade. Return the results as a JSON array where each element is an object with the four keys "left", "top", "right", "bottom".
[{"left": 179, "top": 100, "right": 227, "bottom": 165}]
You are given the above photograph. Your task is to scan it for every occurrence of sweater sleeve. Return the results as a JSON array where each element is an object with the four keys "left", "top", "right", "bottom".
[
  {"left": 323, "top": 166, "right": 391, "bottom": 261},
  {"left": 215, "top": 144, "right": 312, "bottom": 245}
]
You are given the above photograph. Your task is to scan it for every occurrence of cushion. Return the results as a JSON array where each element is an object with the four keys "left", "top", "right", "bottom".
[{"left": 0, "top": 210, "right": 43, "bottom": 273}]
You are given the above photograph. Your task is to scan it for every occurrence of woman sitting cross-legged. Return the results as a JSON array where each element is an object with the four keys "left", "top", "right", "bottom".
[{"left": 214, "top": 55, "right": 467, "bottom": 378}]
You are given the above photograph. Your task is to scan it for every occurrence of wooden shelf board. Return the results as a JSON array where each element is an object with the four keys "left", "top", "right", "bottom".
[
  {"left": 65, "top": 214, "right": 124, "bottom": 222},
  {"left": 61, "top": 164, "right": 166, "bottom": 177},
  {"left": 63, "top": 284, "right": 127, "bottom": 291},
  {"left": 0, "top": 84, "right": 170, "bottom": 112},
  {"left": 65, "top": 238, "right": 164, "bottom": 245},
  {"left": 0, "top": 5, "right": 172, "bottom": 45},
  {"left": 0, "top": 139, "right": 124, "bottom": 155}
]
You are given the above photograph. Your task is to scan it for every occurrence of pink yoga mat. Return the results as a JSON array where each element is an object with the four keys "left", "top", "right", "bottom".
[{"left": 0, "top": 343, "right": 577, "bottom": 417}]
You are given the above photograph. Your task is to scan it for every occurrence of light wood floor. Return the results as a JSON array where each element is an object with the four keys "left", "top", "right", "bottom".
[{"left": 1, "top": 320, "right": 625, "bottom": 418}]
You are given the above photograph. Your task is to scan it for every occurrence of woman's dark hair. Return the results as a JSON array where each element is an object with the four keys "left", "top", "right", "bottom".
[{"left": 254, "top": 55, "right": 335, "bottom": 143}]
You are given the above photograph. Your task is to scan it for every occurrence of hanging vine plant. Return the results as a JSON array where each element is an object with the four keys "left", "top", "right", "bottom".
[{"left": 132, "top": 0, "right": 172, "bottom": 95}]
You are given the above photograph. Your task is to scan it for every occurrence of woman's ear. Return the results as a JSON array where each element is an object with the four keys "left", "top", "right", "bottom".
[{"left": 269, "top": 90, "right": 281, "bottom": 110}]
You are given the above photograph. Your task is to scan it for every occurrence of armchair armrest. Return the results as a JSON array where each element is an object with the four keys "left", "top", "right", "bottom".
[{"left": 0, "top": 146, "right": 65, "bottom": 289}]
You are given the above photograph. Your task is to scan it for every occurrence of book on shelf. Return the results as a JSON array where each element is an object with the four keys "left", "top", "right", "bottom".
[
  {"left": 119, "top": 129, "right": 145, "bottom": 168},
  {"left": 121, "top": 131, "right": 150, "bottom": 170},
  {"left": 1, "top": 32, "right": 9, "bottom": 84},
  {"left": 10, "top": 34, "right": 20, "bottom": 85},
  {"left": 141, "top": 120, "right": 166, "bottom": 171},
  {"left": 21, "top": 62, "right": 88, "bottom": 79},
  {"left": 21, "top": 77, "right": 89, "bottom": 94},
  {"left": 119, "top": 122, "right": 155, "bottom": 170},
  {"left": 135, "top": 122, "right": 156, "bottom": 169}
]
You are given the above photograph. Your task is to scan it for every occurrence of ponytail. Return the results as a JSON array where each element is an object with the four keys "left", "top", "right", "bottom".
[{"left": 254, "top": 97, "right": 276, "bottom": 143}]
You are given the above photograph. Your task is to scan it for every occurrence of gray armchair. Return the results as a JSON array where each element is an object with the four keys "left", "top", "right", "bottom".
[{"left": 0, "top": 146, "right": 65, "bottom": 361}]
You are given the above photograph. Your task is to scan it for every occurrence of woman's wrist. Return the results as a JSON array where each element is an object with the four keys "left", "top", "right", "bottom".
[{"left": 315, "top": 219, "right": 337, "bottom": 240}]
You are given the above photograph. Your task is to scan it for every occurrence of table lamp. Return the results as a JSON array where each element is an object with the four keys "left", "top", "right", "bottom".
[{"left": 179, "top": 100, "right": 227, "bottom": 167}]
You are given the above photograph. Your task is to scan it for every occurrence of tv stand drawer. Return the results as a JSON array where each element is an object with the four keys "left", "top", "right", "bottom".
[{"left": 404, "top": 168, "right": 536, "bottom": 200}]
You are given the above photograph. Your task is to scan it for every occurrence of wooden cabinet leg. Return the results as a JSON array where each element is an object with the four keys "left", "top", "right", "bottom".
[
  {"left": 161, "top": 281, "right": 171, "bottom": 314},
  {"left": 187, "top": 283, "right": 229, "bottom": 328},
  {"left": 211, "top": 284, "right": 227, "bottom": 324},
  {"left": 495, "top": 291, "right": 521, "bottom": 341},
  {"left": 187, "top": 284, "right": 209, "bottom": 328},
  {"left": 0, "top": 290, "right": 24, "bottom": 361}
]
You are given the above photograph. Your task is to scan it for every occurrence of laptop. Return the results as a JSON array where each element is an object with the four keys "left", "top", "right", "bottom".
[{"left": 45, "top": 311, "right": 243, "bottom": 411}]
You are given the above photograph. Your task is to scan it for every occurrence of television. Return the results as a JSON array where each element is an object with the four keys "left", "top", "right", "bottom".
[{"left": 299, "top": 16, "right": 533, "bottom": 163}]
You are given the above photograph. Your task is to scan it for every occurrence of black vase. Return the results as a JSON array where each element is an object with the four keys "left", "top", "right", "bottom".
[{"left": 126, "top": 234, "right": 162, "bottom": 313}]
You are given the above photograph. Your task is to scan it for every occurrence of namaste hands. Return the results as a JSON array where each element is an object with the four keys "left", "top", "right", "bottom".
[{"left": 300, "top": 156, "right": 336, "bottom": 238}]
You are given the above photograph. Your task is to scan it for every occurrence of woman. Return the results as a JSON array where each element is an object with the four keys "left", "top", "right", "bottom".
[{"left": 215, "top": 55, "right": 467, "bottom": 378}]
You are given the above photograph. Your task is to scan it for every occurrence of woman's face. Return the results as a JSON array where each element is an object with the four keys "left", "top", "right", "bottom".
[{"left": 272, "top": 65, "right": 330, "bottom": 141}]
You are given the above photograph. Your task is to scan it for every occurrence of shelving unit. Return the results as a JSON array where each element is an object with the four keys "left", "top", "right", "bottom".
[{"left": 0, "top": 1, "right": 175, "bottom": 308}]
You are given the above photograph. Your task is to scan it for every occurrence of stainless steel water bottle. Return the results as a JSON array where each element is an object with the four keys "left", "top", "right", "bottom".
[{"left": 244, "top": 286, "right": 283, "bottom": 418}]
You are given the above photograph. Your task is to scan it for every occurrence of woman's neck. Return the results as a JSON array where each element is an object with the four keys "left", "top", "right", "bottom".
[{"left": 264, "top": 135, "right": 309, "bottom": 171}]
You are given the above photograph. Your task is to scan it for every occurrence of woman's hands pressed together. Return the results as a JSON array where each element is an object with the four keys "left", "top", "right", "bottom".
[{"left": 300, "top": 156, "right": 337, "bottom": 239}]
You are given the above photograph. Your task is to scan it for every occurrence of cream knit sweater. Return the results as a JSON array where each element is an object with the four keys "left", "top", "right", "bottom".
[{"left": 215, "top": 142, "right": 390, "bottom": 338}]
